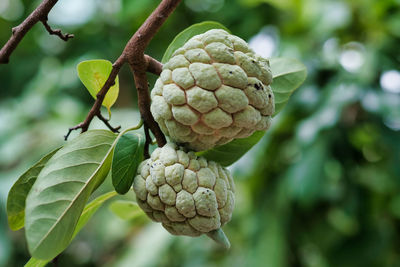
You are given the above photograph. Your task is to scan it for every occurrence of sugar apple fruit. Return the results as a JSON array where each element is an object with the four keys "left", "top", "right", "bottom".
[
  {"left": 151, "top": 29, "right": 274, "bottom": 151},
  {"left": 133, "top": 143, "right": 235, "bottom": 237}
]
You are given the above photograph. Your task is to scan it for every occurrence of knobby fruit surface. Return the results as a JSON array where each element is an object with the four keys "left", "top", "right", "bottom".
[
  {"left": 133, "top": 143, "right": 235, "bottom": 236},
  {"left": 151, "top": 29, "right": 274, "bottom": 151}
]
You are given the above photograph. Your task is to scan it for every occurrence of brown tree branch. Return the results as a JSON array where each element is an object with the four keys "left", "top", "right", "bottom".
[
  {"left": 41, "top": 19, "right": 74, "bottom": 41},
  {"left": 124, "top": 0, "right": 182, "bottom": 147},
  {"left": 0, "top": 0, "right": 72, "bottom": 64},
  {"left": 66, "top": 0, "right": 181, "bottom": 148},
  {"left": 124, "top": 0, "right": 182, "bottom": 66},
  {"left": 132, "top": 69, "right": 166, "bottom": 147},
  {"left": 143, "top": 123, "right": 151, "bottom": 159},
  {"left": 145, "top": 55, "right": 163, "bottom": 75}
]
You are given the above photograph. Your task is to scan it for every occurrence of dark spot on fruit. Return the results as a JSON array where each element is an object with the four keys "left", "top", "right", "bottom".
[
  {"left": 268, "top": 94, "right": 272, "bottom": 98},
  {"left": 254, "top": 83, "right": 261, "bottom": 90},
  {"left": 229, "top": 71, "right": 233, "bottom": 74}
]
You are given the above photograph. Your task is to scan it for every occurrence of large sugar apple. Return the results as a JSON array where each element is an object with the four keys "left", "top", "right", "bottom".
[
  {"left": 151, "top": 29, "right": 274, "bottom": 151},
  {"left": 132, "top": 143, "right": 235, "bottom": 238}
]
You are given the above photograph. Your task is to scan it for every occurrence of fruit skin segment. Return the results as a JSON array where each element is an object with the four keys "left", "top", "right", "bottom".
[
  {"left": 151, "top": 29, "right": 275, "bottom": 151},
  {"left": 132, "top": 143, "right": 235, "bottom": 236}
]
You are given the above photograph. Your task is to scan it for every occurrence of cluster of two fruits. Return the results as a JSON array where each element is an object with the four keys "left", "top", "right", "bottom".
[{"left": 133, "top": 29, "right": 274, "bottom": 241}]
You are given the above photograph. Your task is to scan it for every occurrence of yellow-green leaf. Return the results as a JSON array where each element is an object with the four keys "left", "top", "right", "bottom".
[
  {"left": 77, "top": 59, "right": 119, "bottom": 116},
  {"left": 24, "top": 257, "right": 48, "bottom": 267}
]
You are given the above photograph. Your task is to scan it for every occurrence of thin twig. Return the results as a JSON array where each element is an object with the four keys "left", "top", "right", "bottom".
[
  {"left": 0, "top": 0, "right": 73, "bottom": 64},
  {"left": 64, "top": 123, "right": 84, "bottom": 141},
  {"left": 41, "top": 19, "right": 74, "bottom": 41},
  {"left": 97, "top": 113, "right": 121, "bottom": 133}
]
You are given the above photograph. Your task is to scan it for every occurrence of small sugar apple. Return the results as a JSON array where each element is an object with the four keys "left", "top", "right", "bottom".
[
  {"left": 133, "top": 143, "right": 235, "bottom": 237},
  {"left": 151, "top": 29, "right": 274, "bottom": 151}
]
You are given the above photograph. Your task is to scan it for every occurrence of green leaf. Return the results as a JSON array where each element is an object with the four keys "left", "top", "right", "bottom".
[
  {"left": 24, "top": 257, "right": 48, "bottom": 267},
  {"left": 72, "top": 191, "right": 117, "bottom": 238},
  {"left": 162, "top": 21, "right": 230, "bottom": 63},
  {"left": 238, "top": 0, "right": 295, "bottom": 10},
  {"left": 25, "top": 130, "right": 118, "bottom": 260},
  {"left": 198, "top": 131, "right": 265, "bottom": 166},
  {"left": 77, "top": 60, "right": 119, "bottom": 116},
  {"left": 269, "top": 57, "right": 307, "bottom": 115},
  {"left": 112, "top": 133, "right": 145, "bottom": 194},
  {"left": 24, "top": 191, "right": 117, "bottom": 267},
  {"left": 286, "top": 138, "right": 327, "bottom": 206},
  {"left": 7, "top": 147, "right": 61, "bottom": 231},
  {"left": 199, "top": 57, "right": 307, "bottom": 166},
  {"left": 109, "top": 200, "right": 143, "bottom": 221}
]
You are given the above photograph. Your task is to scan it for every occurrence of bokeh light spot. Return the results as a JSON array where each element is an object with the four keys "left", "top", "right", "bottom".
[
  {"left": 380, "top": 70, "right": 400, "bottom": 94},
  {"left": 248, "top": 26, "right": 278, "bottom": 58},
  {"left": 48, "top": 0, "right": 96, "bottom": 26}
]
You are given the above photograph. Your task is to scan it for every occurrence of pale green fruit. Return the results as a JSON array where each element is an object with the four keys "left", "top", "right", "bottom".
[
  {"left": 132, "top": 143, "right": 235, "bottom": 237},
  {"left": 151, "top": 29, "right": 274, "bottom": 151}
]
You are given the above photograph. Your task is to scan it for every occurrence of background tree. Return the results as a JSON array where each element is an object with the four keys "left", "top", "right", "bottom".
[{"left": 1, "top": 0, "right": 400, "bottom": 266}]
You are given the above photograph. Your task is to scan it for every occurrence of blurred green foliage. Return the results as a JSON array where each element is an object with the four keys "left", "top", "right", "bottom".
[{"left": 0, "top": 0, "right": 399, "bottom": 266}]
